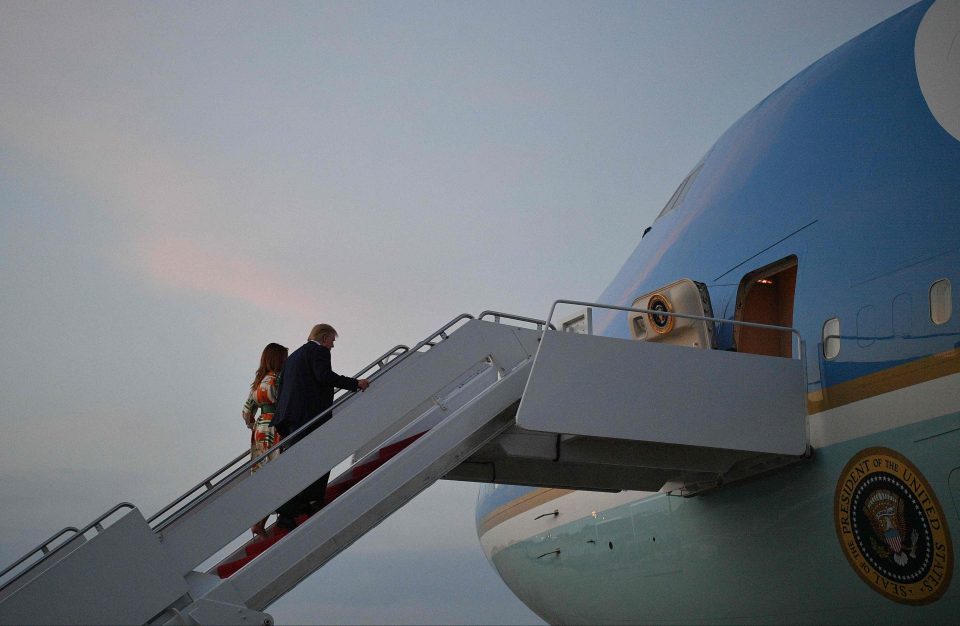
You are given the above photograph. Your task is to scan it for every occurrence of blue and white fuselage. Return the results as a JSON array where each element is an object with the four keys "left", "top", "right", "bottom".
[{"left": 476, "top": 2, "right": 960, "bottom": 623}]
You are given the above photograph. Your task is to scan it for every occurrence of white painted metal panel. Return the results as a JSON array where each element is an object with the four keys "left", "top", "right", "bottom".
[
  {"left": 516, "top": 331, "right": 807, "bottom": 455},
  {"left": 0, "top": 510, "right": 186, "bottom": 625},
  {"left": 0, "top": 535, "right": 86, "bottom": 605}
]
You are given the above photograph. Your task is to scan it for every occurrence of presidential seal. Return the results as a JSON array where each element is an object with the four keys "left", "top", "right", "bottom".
[
  {"left": 646, "top": 293, "right": 675, "bottom": 335},
  {"left": 834, "top": 447, "right": 953, "bottom": 604}
]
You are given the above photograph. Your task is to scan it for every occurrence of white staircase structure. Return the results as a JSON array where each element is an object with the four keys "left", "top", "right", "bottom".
[{"left": 0, "top": 304, "right": 811, "bottom": 625}]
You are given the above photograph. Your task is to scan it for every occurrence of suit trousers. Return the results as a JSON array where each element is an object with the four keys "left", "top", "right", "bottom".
[{"left": 275, "top": 417, "right": 331, "bottom": 527}]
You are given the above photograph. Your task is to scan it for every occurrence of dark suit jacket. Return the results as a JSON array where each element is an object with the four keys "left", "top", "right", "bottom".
[{"left": 274, "top": 341, "right": 359, "bottom": 436}]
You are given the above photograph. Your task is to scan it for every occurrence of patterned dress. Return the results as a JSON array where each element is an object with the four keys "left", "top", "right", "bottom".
[{"left": 242, "top": 372, "right": 281, "bottom": 472}]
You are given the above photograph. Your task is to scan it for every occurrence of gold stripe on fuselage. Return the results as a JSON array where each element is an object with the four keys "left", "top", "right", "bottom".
[
  {"left": 807, "top": 345, "right": 960, "bottom": 414},
  {"left": 477, "top": 488, "right": 574, "bottom": 536}
]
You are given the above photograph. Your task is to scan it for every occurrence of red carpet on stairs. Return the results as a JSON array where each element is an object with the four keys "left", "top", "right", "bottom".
[{"left": 216, "top": 432, "right": 427, "bottom": 578}]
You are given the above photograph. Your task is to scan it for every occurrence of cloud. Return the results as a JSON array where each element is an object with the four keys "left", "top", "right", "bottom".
[
  {"left": 136, "top": 234, "right": 324, "bottom": 319},
  {"left": 0, "top": 84, "right": 342, "bottom": 323}
]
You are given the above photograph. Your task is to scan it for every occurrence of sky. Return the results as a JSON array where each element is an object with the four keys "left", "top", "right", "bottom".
[{"left": 0, "top": 1, "right": 918, "bottom": 623}]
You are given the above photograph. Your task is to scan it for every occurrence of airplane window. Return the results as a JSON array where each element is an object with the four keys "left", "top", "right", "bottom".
[
  {"left": 930, "top": 278, "right": 952, "bottom": 325},
  {"left": 823, "top": 318, "right": 840, "bottom": 360}
]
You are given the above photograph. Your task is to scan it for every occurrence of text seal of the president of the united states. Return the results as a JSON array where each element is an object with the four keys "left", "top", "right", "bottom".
[{"left": 834, "top": 447, "right": 952, "bottom": 604}]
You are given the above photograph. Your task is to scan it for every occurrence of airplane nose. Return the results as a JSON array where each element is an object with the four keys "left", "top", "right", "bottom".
[{"left": 915, "top": 0, "right": 960, "bottom": 141}]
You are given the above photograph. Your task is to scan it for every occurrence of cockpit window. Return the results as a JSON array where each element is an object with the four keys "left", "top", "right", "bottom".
[{"left": 656, "top": 163, "right": 703, "bottom": 221}]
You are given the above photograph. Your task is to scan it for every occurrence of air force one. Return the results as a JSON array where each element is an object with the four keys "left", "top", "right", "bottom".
[
  {"left": 475, "top": 1, "right": 960, "bottom": 622},
  {"left": 2, "top": 1, "right": 959, "bottom": 624}
]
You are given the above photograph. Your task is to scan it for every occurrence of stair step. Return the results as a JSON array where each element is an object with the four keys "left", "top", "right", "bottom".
[{"left": 216, "top": 433, "right": 425, "bottom": 578}]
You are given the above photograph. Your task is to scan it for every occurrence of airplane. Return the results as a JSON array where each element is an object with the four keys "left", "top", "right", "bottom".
[
  {"left": 1, "top": 1, "right": 958, "bottom": 624},
  {"left": 475, "top": 0, "right": 960, "bottom": 622}
]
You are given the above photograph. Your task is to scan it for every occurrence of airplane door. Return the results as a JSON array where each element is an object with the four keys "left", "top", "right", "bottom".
[{"left": 734, "top": 256, "right": 798, "bottom": 358}]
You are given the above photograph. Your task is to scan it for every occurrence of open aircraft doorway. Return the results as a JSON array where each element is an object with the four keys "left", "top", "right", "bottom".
[{"left": 734, "top": 256, "right": 798, "bottom": 358}]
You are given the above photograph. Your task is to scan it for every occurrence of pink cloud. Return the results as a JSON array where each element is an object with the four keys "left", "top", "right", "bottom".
[{"left": 139, "top": 235, "right": 325, "bottom": 319}]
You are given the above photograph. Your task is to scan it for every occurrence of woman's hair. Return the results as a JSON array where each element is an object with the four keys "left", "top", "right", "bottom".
[
  {"left": 308, "top": 323, "right": 338, "bottom": 343},
  {"left": 251, "top": 342, "right": 288, "bottom": 391}
]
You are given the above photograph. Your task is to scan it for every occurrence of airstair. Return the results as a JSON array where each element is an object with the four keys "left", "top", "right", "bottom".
[{"left": 0, "top": 302, "right": 811, "bottom": 625}]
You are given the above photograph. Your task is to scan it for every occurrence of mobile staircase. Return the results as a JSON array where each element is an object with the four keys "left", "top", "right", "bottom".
[{"left": 0, "top": 302, "right": 811, "bottom": 625}]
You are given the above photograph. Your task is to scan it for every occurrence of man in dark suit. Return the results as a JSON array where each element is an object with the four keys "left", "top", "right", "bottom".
[{"left": 273, "top": 323, "right": 370, "bottom": 530}]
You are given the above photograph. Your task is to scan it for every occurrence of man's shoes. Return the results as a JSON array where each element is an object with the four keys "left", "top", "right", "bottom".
[{"left": 275, "top": 515, "right": 297, "bottom": 531}]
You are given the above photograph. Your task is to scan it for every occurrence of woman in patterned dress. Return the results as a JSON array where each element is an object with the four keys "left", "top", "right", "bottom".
[{"left": 242, "top": 342, "right": 288, "bottom": 537}]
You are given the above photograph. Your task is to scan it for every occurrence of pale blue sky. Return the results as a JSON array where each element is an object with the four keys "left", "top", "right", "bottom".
[{"left": 0, "top": 1, "right": 915, "bottom": 623}]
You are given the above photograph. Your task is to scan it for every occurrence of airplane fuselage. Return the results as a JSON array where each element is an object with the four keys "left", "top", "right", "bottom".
[{"left": 477, "top": 2, "right": 960, "bottom": 622}]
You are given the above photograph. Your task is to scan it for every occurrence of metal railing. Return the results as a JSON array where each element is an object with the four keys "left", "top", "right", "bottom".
[
  {"left": 148, "top": 343, "right": 416, "bottom": 531},
  {"left": 150, "top": 314, "right": 479, "bottom": 532},
  {"left": 0, "top": 527, "right": 78, "bottom": 588},
  {"left": 2, "top": 308, "right": 550, "bottom": 585},
  {"left": 0, "top": 503, "right": 135, "bottom": 594},
  {"left": 479, "top": 310, "right": 555, "bottom": 331},
  {"left": 545, "top": 299, "right": 806, "bottom": 363}
]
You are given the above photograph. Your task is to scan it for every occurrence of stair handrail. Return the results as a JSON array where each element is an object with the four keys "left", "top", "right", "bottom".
[
  {"left": 0, "top": 527, "right": 79, "bottom": 587},
  {"left": 0, "top": 310, "right": 539, "bottom": 593},
  {"left": 479, "top": 310, "right": 556, "bottom": 331},
  {"left": 545, "top": 299, "right": 806, "bottom": 362},
  {"left": 359, "top": 345, "right": 410, "bottom": 376},
  {"left": 147, "top": 344, "right": 412, "bottom": 529},
  {"left": 0, "top": 503, "right": 134, "bottom": 594},
  {"left": 151, "top": 314, "right": 476, "bottom": 532}
]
